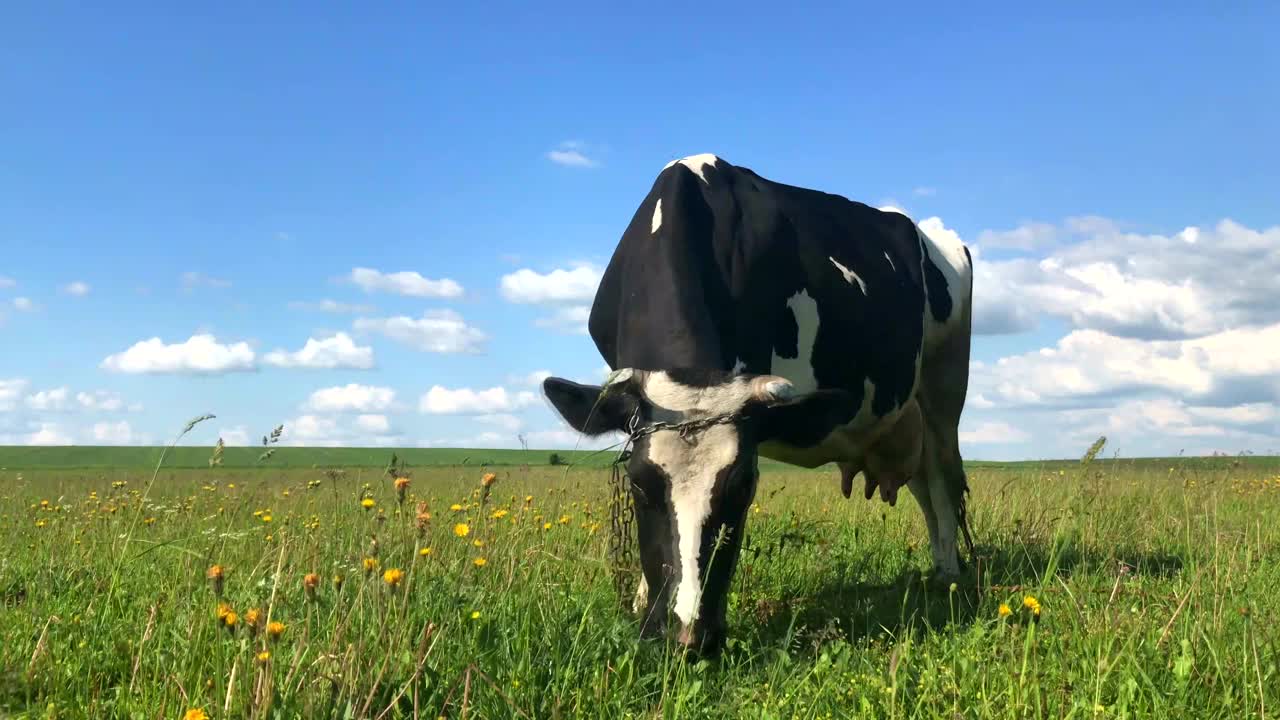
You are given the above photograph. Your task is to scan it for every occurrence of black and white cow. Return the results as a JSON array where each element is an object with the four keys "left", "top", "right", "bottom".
[{"left": 542, "top": 154, "right": 974, "bottom": 654}]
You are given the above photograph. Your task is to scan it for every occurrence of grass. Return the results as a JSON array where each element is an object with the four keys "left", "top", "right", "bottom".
[{"left": 2, "top": 441, "right": 1279, "bottom": 719}]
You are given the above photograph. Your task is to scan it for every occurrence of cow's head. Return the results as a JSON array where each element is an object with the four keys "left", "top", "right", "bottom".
[{"left": 542, "top": 367, "right": 852, "bottom": 655}]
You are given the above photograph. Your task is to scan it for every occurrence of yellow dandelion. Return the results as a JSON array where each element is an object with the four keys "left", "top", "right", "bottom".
[
  {"left": 361, "top": 497, "right": 375, "bottom": 510},
  {"left": 543, "top": 522, "right": 552, "bottom": 530},
  {"left": 1023, "top": 595, "right": 1041, "bottom": 616},
  {"left": 473, "top": 557, "right": 487, "bottom": 567},
  {"left": 363, "top": 557, "right": 379, "bottom": 575},
  {"left": 261, "top": 514, "right": 272, "bottom": 523},
  {"left": 470, "top": 610, "right": 481, "bottom": 620},
  {"left": 473, "top": 539, "right": 485, "bottom": 547},
  {"left": 266, "top": 621, "right": 286, "bottom": 641},
  {"left": 383, "top": 568, "right": 405, "bottom": 587},
  {"left": 419, "top": 547, "right": 432, "bottom": 557},
  {"left": 998, "top": 603, "right": 1012, "bottom": 617},
  {"left": 524, "top": 495, "right": 533, "bottom": 504},
  {"left": 35, "top": 519, "right": 47, "bottom": 528},
  {"left": 490, "top": 509, "right": 509, "bottom": 519},
  {"left": 450, "top": 503, "right": 464, "bottom": 512},
  {"left": 332, "top": 574, "right": 345, "bottom": 590},
  {"left": 558, "top": 515, "right": 570, "bottom": 525},
  {"left": 243, "top": 608, "right": 263, "bottom": 631},
  {"left": 454, "top": 523, "right": 470, "bottom": 538},
  {"left": 256, "top": 650, "right": 270, "bottom": 664},
  {"left": 183, "top": 710, "right": 209, "bottom": 720}
]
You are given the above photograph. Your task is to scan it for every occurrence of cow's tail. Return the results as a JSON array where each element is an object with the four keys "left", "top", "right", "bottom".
[{"left": 957, "top": 244, "right": 977, "bottom": 562}]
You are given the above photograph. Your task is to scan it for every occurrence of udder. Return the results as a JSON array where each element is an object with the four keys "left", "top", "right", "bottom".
[{"left": 842, "top": 400, "right": 923, "bottom": 507}]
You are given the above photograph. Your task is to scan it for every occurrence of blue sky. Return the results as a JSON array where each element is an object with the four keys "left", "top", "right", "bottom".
[{"left": 2, "top": 3, "right": 1278, "bottom": 459}]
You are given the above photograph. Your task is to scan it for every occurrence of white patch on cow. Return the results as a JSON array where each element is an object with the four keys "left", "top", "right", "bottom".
[
  {"left": 768, "top": 289, "right": 820, "bottom": 395},
  {"left": 651, "top": 198, "right": 663, "bottom": 235},
  {"left": 884, "top": 252, "right": 896, "bottom": 271},
  {"left": 641, "top": 371, "right": 759, "bottom": 416},
  {"left": 916, "top": 220, "right": 972, "bottom": 341},
  {"left": 649, "top": 422, "right": 740, "bottom": 626},
  {"left": 663, "top": 153, "right": 721, "bottom": 184},
  {"left": 828, "top": 256, "right": 867, "bottom": 295}
]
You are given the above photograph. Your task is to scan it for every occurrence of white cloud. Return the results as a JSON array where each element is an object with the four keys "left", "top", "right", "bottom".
[
  {"left": 0, "top": 275, "right": 14, "bottom": 289},
  {"left": 0, "top": 379, "right": 30, "bottom": 411},
  {"left": 76, "top": 390, "right": 128, "bottom": 412},
  {"left": 971, "top": 322, "right": 1280, "bottom": 410},
  {"left": 280, "top": 414, "right": 400, "bottom": 447},
  {"left": 25, "top": 387, "right": 70, "bottom": 411},
  {"left": 349, "top": 268, "right": 463, "bottom": 298},
  {"left": 12, "top": 297, "right": 35, "bottom": 312},
  {"left": 355, "top": 414, "right": 391, "bottom": 433},
  {"left": 974, "top": 218, "right": 1280, "bottom": 339},
  {"left": 419, "top": 386, "right": 539, "bottom": 414},
  {"left": 500, "top": 265, "right": 601, "bottom": 304},
  {"left": 289, "top": 299, "right": 377, "bottom": 314},
  {"left": 354, "top": 309, "right": 486, "bottom": 354},
  {"left": 263, "top": 333, "right": 375, "bottom": 370},
  {"left": 181, "top": 271, "right": 231, "bottom": 290},
  {"left": 534, "top": 305, "right": 591, "bottom": 335},
  {"left": 522, "top": 427, "right": 624, "bottom": 451},
  {"left": 476, "top": 414, "right": 524, "bottom": 432},
  {"left": 60, "top": 281, "right": 91, "bottom": 297},
  {"left": 958, "top": 421, "right": 1030, "bottom": 445},
  {"left": 101, "top": 334, "right": 256, "bottom": 374},
  {"left": 508, "top": 370, "right": 552, "bottom": 388},
  {"left": 546, "top": 141, "right": 599, "bottom": 168},
  {"left": 92, "top": 420, "right": 139, "bottom": 445},
  {"left": 976, "top": 222, "right": 1058, "bottom": 251},
  {"left": 912, "top": 186, "right": 937, "bottom": 198},
  {"left": 303, "top": 384, "right": 397, "bottom": 413},
  {"left": 218, "top": 426, "right": 252, "bottom": 446},
  {"left": 27, "top": 422, "right": 72, "bottom": 446}
]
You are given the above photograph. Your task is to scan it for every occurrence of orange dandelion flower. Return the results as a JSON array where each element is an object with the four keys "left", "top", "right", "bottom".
[
  {"left": 222, "top": 611, "right": 239, "bottom": 632},
  {"left": 383, "top": 568, "right": 405, "bottom": 587},
  {"left": 454, "top": 523, "right": 470, "bottom": 538},
  {"left": 244, "top": 608, "right": 263, "bottom": 633},
  {"left": 215, "top": 602, "right": 232, "bottom": 621},
  {"left": 481, "top": 472, "right": 497, "bottom": 487},
  {"left": 206, "top": 564, "right": 225, "bottom": 595},
  {"left": 183, "top": 710, "right": 209, "bottom": 720},
  {"left": 303, "top": 572, "right": 320, "bottom": 600},
  {"left": 363, "top": 557, "right": 379, "bottom": 575},
  {"left": 266, "top": 621, "right": 286, "bottom": 641}
]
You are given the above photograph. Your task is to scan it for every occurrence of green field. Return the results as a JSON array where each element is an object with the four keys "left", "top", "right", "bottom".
[{"left": 3, "top": 440, "right": 1279, "bottom": 718}]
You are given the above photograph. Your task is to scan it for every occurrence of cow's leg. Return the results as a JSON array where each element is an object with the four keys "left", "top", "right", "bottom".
[
  {"left": 917, "top": 297, "right": 974, "bottom": 582},
  {"left": 906, "top": 467, "right": 941, "bottom": 567},
  {"left": 922, "top": 424, "right": 963, "bottom": 579}
]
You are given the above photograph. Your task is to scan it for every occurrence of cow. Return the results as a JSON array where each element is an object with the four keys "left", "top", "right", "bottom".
[{"left": 541, "top": 153, "right": 974, "bottom": 655}]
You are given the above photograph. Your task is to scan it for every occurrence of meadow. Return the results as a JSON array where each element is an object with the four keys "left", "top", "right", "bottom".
[{"left": 3, "top": 430, "right": 1279, "bottom": 719}]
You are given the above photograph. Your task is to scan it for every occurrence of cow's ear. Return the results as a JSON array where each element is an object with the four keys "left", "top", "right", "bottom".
[
  {"left": 753, "top": 389, "right": 858, "bottom": 447},
  {"left": 542, "top": 374, "right": 641, "bottom": 436}
]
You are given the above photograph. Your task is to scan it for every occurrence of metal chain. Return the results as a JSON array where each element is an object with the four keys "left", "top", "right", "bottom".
[{"left": 605, "top": 407, "right": 745, "bottom": 608}]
